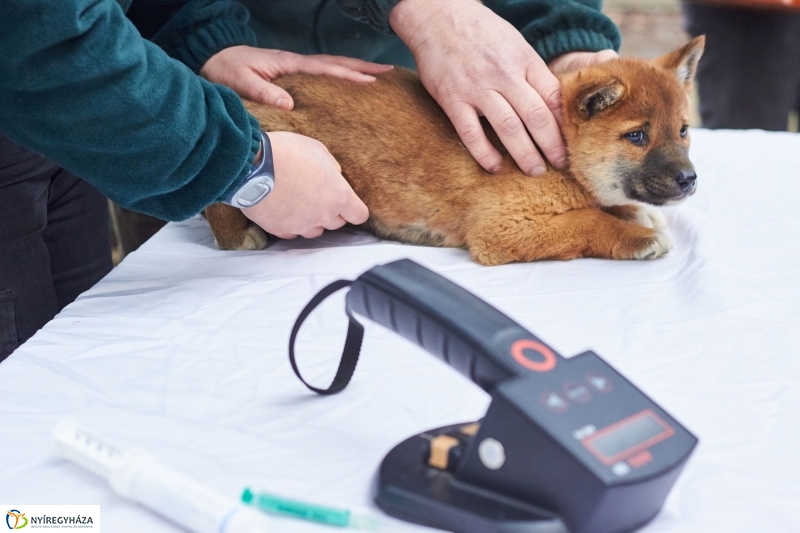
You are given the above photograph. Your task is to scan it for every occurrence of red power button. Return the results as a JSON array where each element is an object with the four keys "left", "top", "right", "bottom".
[{"left": 511, "top": 339, "right": 557, "bottom": 372}]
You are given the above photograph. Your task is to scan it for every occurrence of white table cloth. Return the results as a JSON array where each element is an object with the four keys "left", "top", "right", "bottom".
[{"left": 2, "top": 129, "right": 799, "bottom": 532}]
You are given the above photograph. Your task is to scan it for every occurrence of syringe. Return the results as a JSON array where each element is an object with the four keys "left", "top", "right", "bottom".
[{"left": 53, "top": 419, "right": 271, "bottom": 533}]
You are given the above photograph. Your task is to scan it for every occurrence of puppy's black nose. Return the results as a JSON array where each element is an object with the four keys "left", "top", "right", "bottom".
[{"left": 675, "top": 169, "right": 697, "bottom": 192}]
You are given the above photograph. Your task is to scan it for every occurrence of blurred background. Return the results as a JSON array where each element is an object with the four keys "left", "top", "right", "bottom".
[
  {"left": 604, "top": 0, "right": 688, "bottom": 58},
  {"left": 603, "top": 0, "right": 800, "bottom": 132}
]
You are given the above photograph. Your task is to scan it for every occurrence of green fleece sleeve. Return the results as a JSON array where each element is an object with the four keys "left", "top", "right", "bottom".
[
  {"left": 335, "top": 0, "right": 620, "bottom": 62},
  {"left": 483, "top": 0, "right": 620, "bottom": 62},
  {"left": 150, "top": 0, "right": 258, "bottom": 73},
  {"left": 0, "top": 0, "right": 260, "bottom": 221}
]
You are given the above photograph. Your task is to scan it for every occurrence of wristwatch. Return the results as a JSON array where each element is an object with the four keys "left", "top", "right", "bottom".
[{"left": 223, "top": 130, "right": 275, "bottom": 208}]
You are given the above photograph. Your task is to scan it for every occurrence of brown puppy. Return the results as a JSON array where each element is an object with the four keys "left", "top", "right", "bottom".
[{"left": 205, "top": 37, "right": 705, "bottom": 266}]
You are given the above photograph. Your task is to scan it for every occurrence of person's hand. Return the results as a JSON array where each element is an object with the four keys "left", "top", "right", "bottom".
[
  {"left": 390, "top": 0, "right": 567, "bottom": 176},
  {"left": 241, "top": 132, "right": 369, "bottom": 239},
  {"left": 548, "top": 50, "right": 618, "bottom": 76},
  {"left": 200, "top": 46, "right": 393, "bottom": 110}
]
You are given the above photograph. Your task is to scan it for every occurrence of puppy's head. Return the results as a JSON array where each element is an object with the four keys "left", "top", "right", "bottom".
[{"left": 560, "top": 36, "right": 705, "bottom": 206}]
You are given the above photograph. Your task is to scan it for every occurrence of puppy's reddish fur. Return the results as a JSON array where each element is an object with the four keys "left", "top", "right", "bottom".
[{"left": 206, "top": 38, "right": 704, "bottom": 265}]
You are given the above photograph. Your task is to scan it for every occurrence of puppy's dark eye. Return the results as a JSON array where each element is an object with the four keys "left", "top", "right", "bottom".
[
  {"left": 680, "top": 125, "right": 689, "bottom": 139},
  {"left": 625, "top": 130, "right": 647, "bottom": 146}
]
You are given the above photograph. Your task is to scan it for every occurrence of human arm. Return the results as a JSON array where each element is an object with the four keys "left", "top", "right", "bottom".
[
  {"left": 336, "top": 0, "right": 619, "bottom": 175},
  {"left": 0, "top": 0, "right": 260, "bottom": 221},
  {"left": 129, "top": 0, "right": 394, "bottom": 110},
  {"left": 144, "top": 0, "right": 379, "bottom": 233},
  {"left": 389, "top": 0, "right": 620, "bottom": 175},
  {"left": 141, "top": 0, "right": 392, "bottom": 108}
]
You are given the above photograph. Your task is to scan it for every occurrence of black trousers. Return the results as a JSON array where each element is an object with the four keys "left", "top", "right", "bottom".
[
  {"left": 683, "top": 2, "right": 800, "bottom": 131},
  {"left": 0, "top": 135, "right": 112, "bottom": 362},
  {"left": 110, "top": 203, "right": 167, "bottom": 258}
]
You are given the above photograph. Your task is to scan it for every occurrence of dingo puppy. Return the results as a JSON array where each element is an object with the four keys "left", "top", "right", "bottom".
[{"left": 206, "top": 37, "right": 704, "bottom": 265}]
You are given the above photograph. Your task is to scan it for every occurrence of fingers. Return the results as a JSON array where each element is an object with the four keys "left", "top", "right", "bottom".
[
  {"left": 479, "top": 90, "right": 547, "bottom": 176},
  {"left": 324, "top": 149, "right": 342, "bottom": 173},
  {"left": 301, "top": 59, "right": 380, "bottom": 83},
  {"left": 505, "top": 81, "right": 567, "bottom": 171},
  {"left": 299, "top": 204, "right": 358, "bottom": 239},
  {"left": 292, "top": 214, "right": 348, "bottom": 240},
  {"left": 237, "top": 70, "right": 294, "bottom": 109},
  {"left": 300, "top": 227, "right": 325, "bottom": 239},
  {"left": 573, "top": 50, "right": 619, "bottom": 70},
  {"left": 338, "top": 190, "right": 370, "bottom": 225},
  {"left": 312, "top": 55, "right": 394, "bottom": 75},
  {"left": 526, "top": 60, "right": 565, "bottom": 130},
  {"left": 593, "top": 49, "right": 619, "bottom": 64},
  {"left": 298, "top": 214, "right": 346, "bottom": 239},
  {"left": 444, "top": 101, "right": 504, "bottom": 173},
  {"left": 277, "top": 52, "right": 379, "bottom": 83},
  {"left": 323, "top": 149, "right": 364, "bottom": 228},
  {"left": 324, "top": 215, "right": 348, "bottom": 231}
]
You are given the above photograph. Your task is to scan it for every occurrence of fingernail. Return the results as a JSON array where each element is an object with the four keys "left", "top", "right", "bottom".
[
  {"left": 490, "top": 164, "right": 502, "bottom": 174},
  {"left": 556, "top": 156, "right": 568, "bottom": 169},
  {"left": 532, "top": 164, "right": 546, "bottom": 175},
  {"left": 275, "top": 98, "right": 285, "bottom": 108},
  {"left": 381, "top": 64, "right": 395, "bottom": 69}
]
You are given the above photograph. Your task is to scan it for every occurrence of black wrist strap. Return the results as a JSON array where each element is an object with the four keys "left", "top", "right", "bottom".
[{"left": 288, "top": 280, "right": 364, "bottom": 395}]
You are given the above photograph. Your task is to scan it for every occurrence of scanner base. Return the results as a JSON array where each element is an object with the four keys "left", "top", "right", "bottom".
[{"left": 374, "top": 424, "right": 568, "bottom": 533}]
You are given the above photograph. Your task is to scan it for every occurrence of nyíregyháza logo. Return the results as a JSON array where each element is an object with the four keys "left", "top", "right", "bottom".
[
  {"left": 6, "top": 510, "right": 27, "bottom": 530},
  {"left": 5, "top": 509, "right": 95, "bottom": 529}
]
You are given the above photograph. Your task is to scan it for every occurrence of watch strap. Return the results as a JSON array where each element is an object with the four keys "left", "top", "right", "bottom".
[{"left": 223, "top": 130, "right": 275, "bottom": 208}]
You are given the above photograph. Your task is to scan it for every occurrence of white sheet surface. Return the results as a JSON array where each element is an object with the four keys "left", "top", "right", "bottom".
[{"left": 2, "top": 129, "right": 799, "bottom": 532}]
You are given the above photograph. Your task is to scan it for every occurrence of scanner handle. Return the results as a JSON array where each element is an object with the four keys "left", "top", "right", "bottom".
[{"left": 345, "top": 259, "right": 561, "bottom": 392}]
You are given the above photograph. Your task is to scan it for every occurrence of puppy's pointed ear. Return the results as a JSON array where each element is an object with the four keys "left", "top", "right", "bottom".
[
  {"left": 655, "top": 35, "right": 705, "bottom": 90},
  {"left": 577, "top": 78, "right": 626, "bottom": 120}
]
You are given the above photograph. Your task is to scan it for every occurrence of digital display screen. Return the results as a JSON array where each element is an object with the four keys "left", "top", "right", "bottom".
[
  {"left": 584, "top": 410, "right": 674, "bottom": 464},
  {"left": 241, "top": 185, "right": 266, "bottom": 202}
]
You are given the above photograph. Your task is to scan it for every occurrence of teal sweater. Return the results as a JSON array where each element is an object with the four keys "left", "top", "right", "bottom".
[
  {"left": 0, "top": 0, "right": 261, "bottom": 220},
  {"left": 0, "top": 0, "right": 619, "bottom": 221},
  {"left": 247, "top": 1, "right": 620, "bottom": 68}
]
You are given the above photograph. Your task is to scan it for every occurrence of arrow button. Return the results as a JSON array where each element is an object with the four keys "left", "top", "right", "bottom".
[
  {"left": 540, "top": 390, "right": 569, "bottom": 413},
  {"left": 586, "top": 372, "right": 613, "bottom": 393}
]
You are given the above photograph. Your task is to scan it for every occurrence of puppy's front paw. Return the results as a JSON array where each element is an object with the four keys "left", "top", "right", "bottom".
[
  {"left": 631, "top": 230, "right": 672, "bottom": 260},
  {"left": 611, "top": 227, "right": 673, "bottom": 260},
  {"left": 241, "top": 224, "right": 269, "bottom": 250},
  {"left": 214, "top": 224, "right": 269, "bottom": 251}
]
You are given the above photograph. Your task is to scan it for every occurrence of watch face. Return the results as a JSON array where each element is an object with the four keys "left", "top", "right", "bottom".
[{"left": 235, "top": 179, "right": 273, "bottom": 208}]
